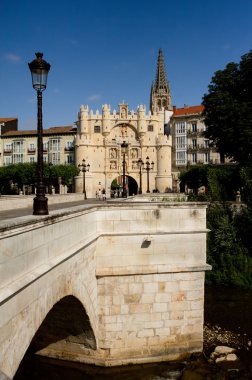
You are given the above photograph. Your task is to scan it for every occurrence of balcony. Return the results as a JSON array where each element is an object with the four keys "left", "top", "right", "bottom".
[
  {"left": 187, "top": 130, "right": 198, "bottom": 137},
  {"left": 187, "top": 145, "right": 197, "bottom": 152},
  {"left": 4, "top": 149, "right": 13, "bottom": 154},
  {"left": 64, "top": 146, "right": 74, "bottom": 152},
  {"left": 28, "top": 148, "right": 36, "bottom": 154},
  {"left": 198, "top": 144, "right": 210, "bottom": 152}
]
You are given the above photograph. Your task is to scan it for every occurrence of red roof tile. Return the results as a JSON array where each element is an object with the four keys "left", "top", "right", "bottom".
[
  {"left": 173, "top": 105, "right": 204, "bottom": 116},
  {"left": 0, "top": 118, "right": 17, "bottom": 122},
  {"left": 2, "top": 125, "right": 76, "bottom": 137}
]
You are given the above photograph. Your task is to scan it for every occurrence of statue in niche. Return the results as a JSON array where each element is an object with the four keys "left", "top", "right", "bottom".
[
  {"left": 110, "top": 148, "right": 117, "bottom": 159},
  {"left": 121, "top": 108, "right": 127, "bottom": 119},
  {"left": 121, "top": 125, "right": 127, "bottom": 137},
  {"left": 131, "top": 148, "right": 138, "bottom": 159},
  {"left": 110, "top": 161, "right": 117, "bottom": 170}
]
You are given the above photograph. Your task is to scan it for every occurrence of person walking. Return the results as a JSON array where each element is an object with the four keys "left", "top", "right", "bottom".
[{"left": 102, "top": 188, "right": 106, "bottom": 201}]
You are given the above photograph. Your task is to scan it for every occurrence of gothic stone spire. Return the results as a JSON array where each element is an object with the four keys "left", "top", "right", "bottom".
[{"left": 150, "top": 48, "right": 172, "bottom": 113}]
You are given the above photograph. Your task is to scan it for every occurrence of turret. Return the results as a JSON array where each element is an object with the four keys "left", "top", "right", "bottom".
[
  {"left": 79, "top": 105, "right": 89, "bottom": 135},
  {"left": 137, "top": 104, "right": 147, "bottom": 135},
  {"left": 102, "top": 104, "right": 111, "bottom": 136}
]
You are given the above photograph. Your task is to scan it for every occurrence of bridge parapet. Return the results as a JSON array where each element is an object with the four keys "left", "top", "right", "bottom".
[{"left": 0, "top": 202, "right": 210, "bottom": 378}]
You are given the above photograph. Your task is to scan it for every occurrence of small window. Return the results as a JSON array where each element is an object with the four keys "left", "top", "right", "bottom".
[
  {"left": 94, "top": 125, "right": 101, "bottom": 133},
  {"left": 204, "top": 140, "right": 209, "bottom": 148},
  {"left": 192, "top": 152, "right": 197, "bottom": 163},
  {"left": 148, "top": 125, "right": 153, "bottom": 132},
  {"left": 192, "top": 122, "right": 197, "bottom": 132}
]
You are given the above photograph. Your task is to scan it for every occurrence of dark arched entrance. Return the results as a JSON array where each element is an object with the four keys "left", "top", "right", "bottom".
[
  {"left": 111, "top": 176, "right": 138, "bottom": 197},
  {"left": 14, "top": 296, "right": 96, "bottom": 379},
  {"left": 127, "top": 176, "right": 138, "bottom": 196}
]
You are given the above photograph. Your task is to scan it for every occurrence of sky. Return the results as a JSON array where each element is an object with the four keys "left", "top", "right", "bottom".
[{"left": 1, "top": 0, "right": 252, "bottom": 130}]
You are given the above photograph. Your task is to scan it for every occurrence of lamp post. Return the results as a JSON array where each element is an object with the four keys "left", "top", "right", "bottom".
[
  {"left": 137, "top": 158, "right": 143, "bottom": 194},
  {"left": 121, "top": 141, "right": 128, "bottom": 198},
  {"left": 28, "top": 52, "right": 51, "bottom": 215},
  {"left": 78, "top": 159, "right": 90, "bottom": 199},
  {"left": 48, "top": 162, "right": 53, "bottom": 194},
  {"left": 143, "top": 157, "right": 154, "bottom": 193}
]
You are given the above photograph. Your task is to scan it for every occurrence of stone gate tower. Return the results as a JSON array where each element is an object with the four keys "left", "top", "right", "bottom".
[{"left": 75, "top": 49, "right": 173, "bottom": 197}]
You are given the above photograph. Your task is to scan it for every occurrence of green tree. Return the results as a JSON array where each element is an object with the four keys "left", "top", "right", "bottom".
[
  {"left": 0, "top": 163, "right": 79, "bottom": 194},
  {"left": 179, "top": 165, "right": 208, "bottom": 195},
  {"left": 206, "top": 203, "right": 252, "bottom": 288},
  {"left": 202, "top": 50, "right": 252, "bottom": 166}
]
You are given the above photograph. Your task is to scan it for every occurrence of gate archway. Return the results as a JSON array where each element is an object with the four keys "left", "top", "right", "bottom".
[{"left": 111, "top": 176, "right": 138, "bottom": 197}]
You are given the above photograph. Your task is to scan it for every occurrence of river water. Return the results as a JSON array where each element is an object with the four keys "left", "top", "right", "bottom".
[{"left": 14, "top": 286, "right": 252, "bottom": 379}]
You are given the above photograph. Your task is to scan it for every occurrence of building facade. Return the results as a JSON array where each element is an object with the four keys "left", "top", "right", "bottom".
[
  {"left": 0, "top": 125, "right": 76, "bottom": 167},
  {"left": 75, "top": 102, "right": 173, "bottom": 197}
]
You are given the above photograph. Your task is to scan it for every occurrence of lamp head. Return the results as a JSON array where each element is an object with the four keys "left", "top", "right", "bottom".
[{"left": 28, "top": 52, "right": 51, "bottom": 91}]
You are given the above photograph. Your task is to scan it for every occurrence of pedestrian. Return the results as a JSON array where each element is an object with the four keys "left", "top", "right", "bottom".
[
  {"left": 95, "top": 191, "right": 98, "bottom": 199},
  {"left": 102, "top": 188, "right": 106, "bottom": 201},
  {"left": 98, "top": 189, "right": 102, "bottom": 200}
]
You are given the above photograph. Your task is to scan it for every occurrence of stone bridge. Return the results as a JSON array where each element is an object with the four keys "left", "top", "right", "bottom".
[{"left": 0, "top": 202, "right": 210, "bottom": 379}]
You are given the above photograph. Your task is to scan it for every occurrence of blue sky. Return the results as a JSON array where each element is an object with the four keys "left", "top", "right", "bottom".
[{"left": 1, "top": 0, "right": 252, "bottom": 130}]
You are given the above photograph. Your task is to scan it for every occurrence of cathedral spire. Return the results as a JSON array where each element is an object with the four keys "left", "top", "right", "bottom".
[
  {"left": 150, "top": 48, "right": 172, "bottom": 114},
  {"left": 155, "top": 48, "right": 168, "bottom": 89}
]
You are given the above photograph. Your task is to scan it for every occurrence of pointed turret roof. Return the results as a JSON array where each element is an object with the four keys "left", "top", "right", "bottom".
[
  {"left": 155, "top": 48, "right": 168, "bottom": 89},
  {"left": 150, "top": 49, "right": 172, "bottom": 113}
]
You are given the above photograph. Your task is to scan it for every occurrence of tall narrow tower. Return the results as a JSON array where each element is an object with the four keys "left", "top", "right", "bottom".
[{"left": 150, "top": 48, "right": 172, "bottom": 114}]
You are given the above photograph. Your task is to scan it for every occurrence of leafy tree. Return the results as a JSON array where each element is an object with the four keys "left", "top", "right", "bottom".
[
  {"left": 0, "top": 163, "right": 79, "bottom": 194},
  {"left": 206, "top": 203, "right": 252, "bottom": 288},
  {"left": 179, "top": 165, "right": 208, "bottom": 194},
  {"left": 179, "top": 164, "right": 240, "bottom": 201},
  {"left": 202, "top": 50, "right": 252, "bottom": 166},
  {"left": 45, "top": 164, "right": 79, "bottom": 187}
]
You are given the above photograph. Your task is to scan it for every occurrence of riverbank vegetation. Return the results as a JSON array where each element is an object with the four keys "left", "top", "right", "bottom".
[
  {"left": 180, "top": 165, "right": 252, "bottom": 289},
  {"left": 180, "top": 50, "right": 252, "bottom": 289}
]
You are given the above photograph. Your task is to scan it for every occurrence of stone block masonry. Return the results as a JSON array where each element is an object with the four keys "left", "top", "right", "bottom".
[
  {"left": 97, "top": 271, "right": 205, "bottom": 364},
  {"left": 0, "top": 202, "right": 210, "bottom": 378}
]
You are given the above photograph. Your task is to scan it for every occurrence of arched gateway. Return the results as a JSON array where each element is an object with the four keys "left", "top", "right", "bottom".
[
  {"left": 111, "top": 175, "right": 138, "bottom": 197},
  {"left": 75, "top": 102, "right": 173, "bottom": 197}
]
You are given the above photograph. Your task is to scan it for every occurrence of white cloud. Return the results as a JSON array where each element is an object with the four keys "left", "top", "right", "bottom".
[
  {"left": 4, "top": 53, "right": 22, "bottom": 63},
  {"left": 88, "top": 94, "right": 101, "bottom": 101}
]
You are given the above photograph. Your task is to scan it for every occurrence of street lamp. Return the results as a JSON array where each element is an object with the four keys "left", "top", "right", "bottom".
[
  {"left": 78, "top": 159, "right": 90, "bottom": 199},
  {"left": 48, "top": 162, "right": 53, "bottom": 194},
  {"left": 121, "top": 141, "right": 128, "bottom": 198},
  {"left": 28, "top": 52, "right": 51, "bottom": 215},
  {"left": 143, "top": 157, "right": 154, "bottom": 193},
  {"left": 137, "top": 158, "right": 143, "bottom": 194}
]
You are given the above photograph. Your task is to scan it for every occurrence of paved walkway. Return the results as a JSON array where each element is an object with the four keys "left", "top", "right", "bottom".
[{"left": 0, "top": 198, "right": 106, "bottom": 221}]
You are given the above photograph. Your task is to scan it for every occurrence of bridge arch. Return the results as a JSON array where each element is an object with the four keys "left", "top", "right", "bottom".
[
  {"left": 14, "top": 295, "right": 96, "bottom": 378},
  {"left": 1, "top": 240, "right": 98, "bottom": 380}
]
